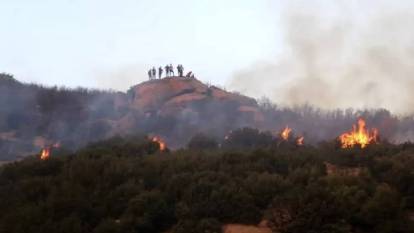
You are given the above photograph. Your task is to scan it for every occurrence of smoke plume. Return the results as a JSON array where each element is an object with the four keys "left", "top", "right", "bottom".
[{"left": 230, "top": 1, "right": 414, "bottom": 115}]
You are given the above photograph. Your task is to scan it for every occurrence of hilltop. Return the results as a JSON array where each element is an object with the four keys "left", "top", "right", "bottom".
[
  {"left": 129, "top": 77, "right": 260, "bottom": 117},
  {"left": 104, "top": 77, "right": 264, "bottom": 147},
  {"left": 0, "top": 75, "right": 263, "bottom": 160}
]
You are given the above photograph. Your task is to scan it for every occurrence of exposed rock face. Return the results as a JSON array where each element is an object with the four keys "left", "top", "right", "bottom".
[
  {"left": 129, "top": 77, "right": 261, "bottom": 118},
  {"left": 117, "top": 77, "right": 264, "bottom": 147}
]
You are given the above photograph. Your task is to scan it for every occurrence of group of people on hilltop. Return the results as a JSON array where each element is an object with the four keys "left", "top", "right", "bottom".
[{"left": 148, "top": 64, "right": 195, "bottom": 80}]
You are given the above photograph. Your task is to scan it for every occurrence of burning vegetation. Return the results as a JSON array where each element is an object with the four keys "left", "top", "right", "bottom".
[
  {"left": 151, "top": 136, "right": 166, "bottom": 151},
  {"left": 278, "top": 126, "right": 304, "bottom": 146},
  {"left": 2, "top": 135, "right": 414, "bottom": 233},
  {"left": 339, "top": 118, "right": 378, "bottom": 148},
  {"left": 39, "top": 143, "right": 60, "bottom": 160},
  {"left": 296, "top": 136, "right": 304, "bottom": 146},
  {"left": 280, "top": 126, "right": 292, "bottom": 141},
  {"left": 40, "top": 148, "right": 50, "bottom": 160}
]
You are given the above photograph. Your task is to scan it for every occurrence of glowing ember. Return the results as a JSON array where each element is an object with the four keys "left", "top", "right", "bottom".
[
  {"left": 152, "top": 136, "right": 166, "bottom": 151},
  {"left": 280, "top": 126, "right": 292, "bottom": 141},
  {"left": 40, "top": 148, "right": 50, "bottom": 160},
  {"left": 39, "top": 143, "right": 60, "bottom": 160},
  {"left": 339, "top": 118, "right": 378, "bottom": 148},
  {"left": 296, "top": 136, "right": 304, "bottom": 146}
]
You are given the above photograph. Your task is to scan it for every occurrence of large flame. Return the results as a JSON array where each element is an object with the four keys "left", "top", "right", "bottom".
[
  {"left": 280, "top": 126, "right": 292, "bottom": 141},
  {"left": 40, "top": 148, "right": 50, "bottom": 160},
  {"left": 152, "top": 136, "right": 166, "bottom": 151},
  {"left": 339, "top": 118, "right": 378, "bottom": 148}
]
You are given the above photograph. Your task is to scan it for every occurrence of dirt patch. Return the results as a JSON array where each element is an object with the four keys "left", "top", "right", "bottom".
[{"left": 222, "top": 224, "right": 272, "bottom": 233}]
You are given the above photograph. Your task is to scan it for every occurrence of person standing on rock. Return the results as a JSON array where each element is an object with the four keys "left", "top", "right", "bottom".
[
  {"left": 176, "top": 64, "right": 180, "bottom": 77},
  {"left": 165, "top": 64, "right": 170, "bottom": 77},
  {"left": 158, "top": 66, "right": 163, "bottom": 79},
  {"left": 177, "top": 64, "right": 184, "bottom": 77},
  {"left": 169, "top": 64, "right": 174, "bottom": 76},
  {"left": 152, "top": 67, "right": 156, "bottom": 79},
  {"left": 148, "top": 69, "right": 152, "bottom": 80}
]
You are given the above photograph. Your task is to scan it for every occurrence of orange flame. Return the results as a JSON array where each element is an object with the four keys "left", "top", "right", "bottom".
[
  {"left": 296, "top": 136, "right": 304, "bottom": 146},
  {"left": 40, "top": 148, "right": 50, "bottom": 160},
  {"left": 152, "top": 136, "right": 166, "bottom": 151},
  {"left": 39, "top": 142, "right": 60, "bottom": 160},
  {"left": 339, "top": 118, "right": 378, "bottom": 148},
  {"left": 281, "top": 126, "right": 292, "bottom": 141}
]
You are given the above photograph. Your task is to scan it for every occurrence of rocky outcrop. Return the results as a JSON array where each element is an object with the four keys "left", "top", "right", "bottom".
[{"left": 128, "top": 77, "right": 261, "bottom": 119}]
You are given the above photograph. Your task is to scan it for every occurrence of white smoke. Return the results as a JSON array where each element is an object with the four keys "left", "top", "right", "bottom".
[{"left": 230, "top": 1, "right": 414, "bottom": 115}]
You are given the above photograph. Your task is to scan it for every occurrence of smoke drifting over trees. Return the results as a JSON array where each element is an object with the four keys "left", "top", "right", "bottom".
[
  {"left": 230, "top": 1, "right": 414, "bottom": 115},
  {"left": 3, "top": 72, "right": 414, "bottom": 161},
  {"left": 4, "top": 1, "right": 414, "bottom": 161}
]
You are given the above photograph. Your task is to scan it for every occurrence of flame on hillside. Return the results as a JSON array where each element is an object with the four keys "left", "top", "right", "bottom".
[
  {"left": 339, "top": 118, "right": 378, "bottom": 148},
  {"left": 296, "top": 136, "right": 304, "bottom": 146},
  {"left": 152, "top": 136, "right": 166, "bottom": 151},
  {"left": 40, "top": 148, "right": 50, "bottom": 160},
  {"left": 280, "top": 126, "right": 292, "bottom": 141},
  {"left": 39, "top": 143, "right": 60, "bottom": 160}
]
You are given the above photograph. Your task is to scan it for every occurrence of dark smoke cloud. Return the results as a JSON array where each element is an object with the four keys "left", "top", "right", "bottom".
[{"left": 229, "top": 1, "right": 414, "bottom": 115}]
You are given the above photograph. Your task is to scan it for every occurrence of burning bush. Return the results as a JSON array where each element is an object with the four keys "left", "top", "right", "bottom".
[
  {"left": 151, "top": 136, "right": 167, "bottom": 151},
  {"left": 339, "top": 118, "right": 378, "bottom": 148},
  {"left": 276, "top": 126, "right": 305, "bottom": 147}
]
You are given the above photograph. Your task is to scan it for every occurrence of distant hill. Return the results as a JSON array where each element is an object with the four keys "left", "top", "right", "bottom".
[
  {"left": 1, "top": 73, "right": 413, "bottom": 160},
  {"left": 0, "top": 75, "right": 263, "bottom": 160},
  {"left": 99, "top": 77, "right": 265, "bottom": 150}
]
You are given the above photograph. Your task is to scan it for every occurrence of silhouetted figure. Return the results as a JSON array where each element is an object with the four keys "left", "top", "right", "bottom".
[
  {"left": 176, "top": 65, "right": 180, "bottom": 77},
  {"left": 169, "top": 64, "right": 174, "bottom": 76},
  {"left": 190, "top": 74, "right": 195, "bottom": 79},
  {"left": 185, "top": 71, "right": 192, "bottom": 77},
  {"left": 152, "top": 67, "right": 156, "bottom": 79},
  {"left": 177, "top": 64, "right": 184, "bottom": 77},
  {"left": 165, "top": 64, "right": 170, "bottom": 77},
  {"left": 148, "top": 69, "right": 152, "bottom": 80},
  {"left": 158, "top": 66, "right": 163, "bottom": 79}
]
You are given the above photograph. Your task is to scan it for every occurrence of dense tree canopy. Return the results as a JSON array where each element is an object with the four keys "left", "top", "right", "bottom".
[{"left": 0, "top": 134, "right": 413, "bottom": 233}]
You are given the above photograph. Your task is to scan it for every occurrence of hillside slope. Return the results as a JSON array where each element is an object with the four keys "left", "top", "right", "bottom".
[{"left": 0, "top": 75, "right": 263, "bottom": 159}]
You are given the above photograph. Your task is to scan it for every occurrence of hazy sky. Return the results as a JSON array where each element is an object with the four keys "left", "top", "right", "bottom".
[
  {"left": 1, "top": 0, "right": 283, "bottom": 90},
  {"left": 3, "top": 1, "right": 414, "bottom": 114}
]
